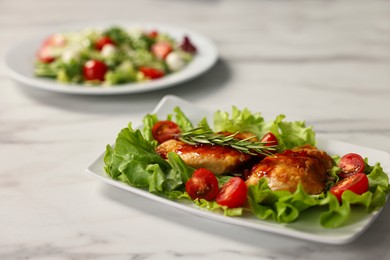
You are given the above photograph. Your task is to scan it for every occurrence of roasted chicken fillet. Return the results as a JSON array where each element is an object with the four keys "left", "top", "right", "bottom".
[
  {"left": 246, "top": 145, "right": 334, "bottom": 194},
  {"left": 156, "top": 139, "right": 252, "bottom": 175}
]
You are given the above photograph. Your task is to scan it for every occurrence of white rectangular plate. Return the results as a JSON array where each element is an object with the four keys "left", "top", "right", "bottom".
[{"left": 86, "top": 95, "right": 390, "bottom": 244}]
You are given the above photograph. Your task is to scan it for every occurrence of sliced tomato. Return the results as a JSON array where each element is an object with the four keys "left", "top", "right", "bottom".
[
  {"left": 95, "top": 36, "right": 115, "bottom": 51},
  {"left": 338, "top": 153, "right": 365, "bottom": 178},
  {"left": 186, "top": 168, "right": 219, "bottom": 201},
  {"left": 152, "top": 120, "right": 181, "bottom": 144},
  {"left": 151, "top": 42, "right": 172, "bottom": 59},
  {"left": 42, "top": 34, "right": 66, "bottom": 47},
  {"left": 37, "top": 46, "right": 55, "bottom": 63},
  {"left": 330, "top": 172, "right": 369, "bottom": 202},
  {"left": 82, "top": 60, "right": 108, "bottom": 81},
  {"left": 37, "top": 34, "right": 66, "bottom": 63},
  {"left": 147, "top": 30, "right": 158, "bottom": 39},
  {"left": 216, "top": 177, "right": 247, "bottom": 208},
  {"left": 260, "top": 132, "right": 278, "bottom": 147},
  {"left": 139, "top": 67, "right": 165, "bottom": 79}
]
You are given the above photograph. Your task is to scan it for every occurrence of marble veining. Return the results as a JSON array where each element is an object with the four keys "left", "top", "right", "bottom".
[{"left": 1, "top": 0, "right": 390, "bottom": 259}]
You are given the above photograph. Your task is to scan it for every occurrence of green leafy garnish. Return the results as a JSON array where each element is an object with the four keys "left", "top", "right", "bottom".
[
  {"left": 104, "top": 123, "right": 194, "bottom": 197},
  {"left": 104, "top": 106, "right": 389, "bottom": 228},
  {"left": 247, "top": 163, "right": 389, "bottom": 228}
]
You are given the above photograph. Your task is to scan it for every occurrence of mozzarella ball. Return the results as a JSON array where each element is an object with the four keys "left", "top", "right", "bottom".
[
  {"left": 101, "top": 44, "right": 117, "bottom": 57},
  {"left": 166, "top": 52, "right": 186, "bottom": 72},
  {"left": 61, "top": 49, "right": 79, "bottom": 63}
]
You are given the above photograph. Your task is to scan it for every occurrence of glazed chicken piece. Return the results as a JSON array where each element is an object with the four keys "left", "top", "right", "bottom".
[
  {"left": 156, "top": 139, "right": 252, "bottom": 175},
  {"left": 246, "top": 145, "right": 334, "bottom": 195}
]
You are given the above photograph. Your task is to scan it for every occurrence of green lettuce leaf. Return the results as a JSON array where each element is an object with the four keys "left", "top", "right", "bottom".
[
  {"left": 197, "top": 117, "right": 212, "bottom": 131},
  {"left": 141, "top": 113, "right": 159, "bottom": 142},
  {"left": 104, "top": 123, "right": 193, "bottom": 197},
  {"left": 247, "top": 162, "right": 389, "bottom": 228},
  {"left": 213, "top": 107, "right": 316, "bottom": 151},
  {"left": 318, "top": 192, "right": 351, "bottom": 228},
  {"left": 366, "top": 162, "right": 389, "bottom": 211},
  {"left": 141, "top": 106, "right": 193, "bottom": 143},
  {"left": 213, "top": 106, "right": 265, "bottom": 135},
  {"left": 195, "top": 199, "right": 244, "bottom": 216},
  {"left": 263, "top": 114, "right": 316, "bottom": 151},
  {"left": 248, "top": 179, "right": 319, "bottom": 224},
  {"left": 173, "top": 107, "right": 194, "bottom": 131}
]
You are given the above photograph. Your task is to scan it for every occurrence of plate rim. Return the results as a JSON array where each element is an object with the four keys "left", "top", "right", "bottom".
[
  {"left": 86, "top": 94, "right": 390, "bottom": 244},
  {"left": 4, "top": 21, "right": 218, "bottom": 95}
]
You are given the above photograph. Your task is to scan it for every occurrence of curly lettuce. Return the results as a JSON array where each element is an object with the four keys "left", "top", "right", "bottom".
[
  {"left": 104, "top": 106, "right": 389, "bottom": 227},
  {"left": 213, "top": 107, "right": 316, "bottom": 151},
  {"left": 104, "top": 123, "right": 194, "bottom": 197},
  {"left": 247, "top": 160, "right": 389, "bottom": 228}
]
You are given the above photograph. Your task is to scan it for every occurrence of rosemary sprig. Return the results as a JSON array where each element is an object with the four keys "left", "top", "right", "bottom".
[{"left": 177, "top": 127, "right": 277, "bottom": 156}]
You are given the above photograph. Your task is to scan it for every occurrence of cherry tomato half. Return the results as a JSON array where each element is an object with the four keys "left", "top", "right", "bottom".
[
  {"left": 152, "top": 120, "right": 181, "bottom": 144},
  {"left": 330, "top": 172, "right": 369, "bottom": 202},
  {"left": 37, "top": 34, "right": 66, "bottom": 63},
  {"left": 186, "top": 168, "right": 219, "bottom": 201},
  {"left": 260, "top": 132, "right": 278, "bottom": 147},
  {"left": 139, "top": 67, "right": 165, "bottom": 79},
  {"left": 216, "top": 177, "right": 248, "bottom": 208},
  {"left": 151, "top": 42, "right": 173, "bottom": 59},
  {"left": 42, "top": 34, "right": 66, "bottom": 47},
  {"left": 95, "top": 36, "right": 115, "bottom": 51},
  {"left": 147, "top": 30, "right": 158, "bottom": 39},
  {"left": 83, "top": 60, "right": 108, "bottom": 81},
  {"left": 338, "top": 153, "right": 365, "bottom": 178},
  {"left": 37, "top": 46, "right": 55, "bottom": 63}
]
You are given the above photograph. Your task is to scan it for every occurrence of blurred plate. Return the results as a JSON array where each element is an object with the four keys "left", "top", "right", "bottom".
[{"left": 4, "top": 22, "right": 218, "bottom": 95}]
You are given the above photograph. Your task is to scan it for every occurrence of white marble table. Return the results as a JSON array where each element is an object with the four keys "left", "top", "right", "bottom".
[{"left": 1, "top": 0, "right": 390, "bottom": 259}]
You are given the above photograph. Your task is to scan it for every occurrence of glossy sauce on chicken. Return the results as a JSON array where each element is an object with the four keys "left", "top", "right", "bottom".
[
  {"left": 246, "top": 145, "right": 334, "bottom": 194},
  {"left": 156, "top": 139, "right": 252, "bottom": 175}
]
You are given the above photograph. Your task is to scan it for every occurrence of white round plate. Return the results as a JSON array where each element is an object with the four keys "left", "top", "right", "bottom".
[{"left": 4, "top": 21, "right": 218, "bottom": 95}]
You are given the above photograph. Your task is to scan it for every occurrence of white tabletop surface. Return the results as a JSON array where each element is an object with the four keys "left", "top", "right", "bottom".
[{"left": 1, "top": 0, "right": 390, "bottom": 259}]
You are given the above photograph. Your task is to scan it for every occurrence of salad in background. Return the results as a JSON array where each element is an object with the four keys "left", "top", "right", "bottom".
[
  {"left": 34, "top": 26, "right": 197, "bottom": 86},
  {"left": 103, "top": 107, "right": 390, "bottom": 228}
]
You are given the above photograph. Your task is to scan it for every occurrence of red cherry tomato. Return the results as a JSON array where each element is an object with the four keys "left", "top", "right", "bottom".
[
  {"left": 151, "top": 42, "right": 172, "bottom": 59},
  {"left": 37, "top": 46, "right": 55, "bottom": 63},
  {"left": 139, "top": 67, "right": 165, "bottom": 79},
  {"left": 260, "top": 132, "right": 278, "bottom": 147},
  {"left": 338, "top": 153, "right": 365, "bottom": 178},
  {"left": 186, "top": 168, "right": 219, "bottom": 201},
  {"left": 216, "top": 177, "right": 248, "bottom": 208},
  {"left": 147, "top": 30, "right": 158, "bottom": 38},
  {"left": 95, "top": 36, "right": 115, "bottom": 51},
  {"left": 330, "top": 172, "right": 369, "bottom": 202},
  {"left": 83, "top": 60, "right": 108, "bottom": 81},
  {"left": 152, "top": 120, "right": 181, "bottom": 143},
  {"left": 42, "top": 34, "right": 66, "bottom": 47},
  {"left": 37, "top": 34, "right": 66, "bottom": 63}
]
